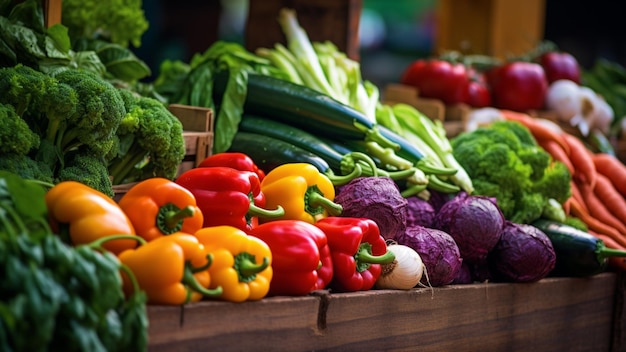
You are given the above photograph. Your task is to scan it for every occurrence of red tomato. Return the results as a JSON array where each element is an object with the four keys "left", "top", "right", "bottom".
[
  {"left": 539, "top": 51, "right": 581, "bottom": 84},
  {"left": 400, "top": 59, "right": 470, "bottom": 105},
  {"left": 487, "top": 62, "right": 548, "bottom": 111},
  {"left": 464, "top": 70, "right": 491, "bottom": 108}
]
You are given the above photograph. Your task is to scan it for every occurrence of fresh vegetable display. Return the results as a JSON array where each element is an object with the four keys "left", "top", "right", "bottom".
[{"left": 5, "top": 1, "right": 626, "bottom": 349}]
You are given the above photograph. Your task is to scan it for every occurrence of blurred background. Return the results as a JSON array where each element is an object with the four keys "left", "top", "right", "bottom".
[{"left": 133, "top": 0, "right": 626, "bottom": 90}]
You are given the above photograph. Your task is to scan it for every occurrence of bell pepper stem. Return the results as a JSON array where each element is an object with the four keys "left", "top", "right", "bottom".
[
  {"left": 191, "top": 254, "right": 214, "bottom": 273},
  {"left": 248, "top": 203, "right": 285, "bottom": 219},
  {"left": 157, "top": 203, "right": 196, "bottom": 235},
  {"left": 182, "top": 263, "right": 223, "bottom": 298},
  {"left": 235, "top": 253, "right": 270, "bottom": 281},
  {"left": 305, "top": 185, "right": 343, "bottom": 216},
  {"left": 87, "top": 234, "right": 147, "bottom": 251},
  {"left": 325, "top": 163, "right": 362, "bottom": 186},
  {"left": 355, "top": 242, "right": 396, "bottom": 272}
]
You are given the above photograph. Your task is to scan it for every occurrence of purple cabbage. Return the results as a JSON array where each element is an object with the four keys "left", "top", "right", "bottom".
[
  {"left": 489, "top": 221, "right": 556, "bottom": 282},
  {"left": 396, "top": 225, "right": 462, "bottom": 287},
  {"left": 433, "top": 192, "right": 505, "bottom": 263},
  {"left": 406, "top": 195, "right": 436, "bottom": 228},
  {"left": 334, "top": 176, "right": 408, "bottom": 240}
]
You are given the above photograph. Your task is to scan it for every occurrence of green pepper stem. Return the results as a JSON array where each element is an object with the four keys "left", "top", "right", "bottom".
[
  {"left": 157, "top": 203, "right": 195, "bottom": 235},
  {"left": 306, "top": 187, "right": 343, "bottom": 216},
  {"left": 119, "top": 263, "right": 143, "bottom": 296},
  {"left": 182, "top": 263, "right": 223, "bottom": 298},
  {"left": 248, "top": 204, "right": 285, "bottom": 219},
  {"left": 87, "top": 234, "right": 147, "bottom": 251},
  {"left": 325, "top": 163, "right": 362, "bottom": 186},
  {"left": 191, "top": 254, "right": 214, "bottom": 273},
  {"left": 355, "top": 243, "right": 396, "bottom": 272},
  {"left": 236, "top": 254, "right": 270, "bottom": 279}
]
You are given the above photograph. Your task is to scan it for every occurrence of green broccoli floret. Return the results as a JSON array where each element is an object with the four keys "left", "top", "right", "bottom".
[
  {"left": 451, "top": 120, "right": 572, "bottom": 224},
  {"left": 56, "top": 150, "right": 114, "bottom": 198},
  {"left": 107, "top": 89, "right": 186, "bottom": 184},
  {"left": 0, "top": 154, "right": 54, "bottom": 183},
  {"left": 53, "top": 69, "right": 126, "bottom": 157},
  {"left": 0, "top": 103, "right": 39, "bottom": 155}
]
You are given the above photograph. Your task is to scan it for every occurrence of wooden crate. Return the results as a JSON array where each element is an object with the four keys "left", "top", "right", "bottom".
[
  {"left": 434, "top": 0, "right": 546, "bottom": 58},
  {"left": 245, "top": 0, "right": 363, "bottom": 61},
  {"left": 167, "top": 104, "right": 214, "bottom": 176},
  {"left": 147, "top": 273, "right": 624, "bottom": 351}
]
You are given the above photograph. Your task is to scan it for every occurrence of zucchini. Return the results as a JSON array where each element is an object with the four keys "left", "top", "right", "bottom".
[
  {"left": 227, "top": 131, "right": 359, "bottom": 185},
  {"left": 532, "top": 218, "right": 626, "bottom": 277},
  {"left": 213, "top": 72, "right": 395, "bottom": 148}
]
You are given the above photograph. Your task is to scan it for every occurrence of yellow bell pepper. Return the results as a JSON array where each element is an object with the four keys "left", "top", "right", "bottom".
[
  {"left": 260, "top": 163, "right": 343, "bottom": 224},
  {"left": 117, "top": 232, "right": 223, "bottom": 305},
  {"left": 45, "top": 181, "right": 138, "bottom": 255},
  {"left": 193, "top": 226, "right": 272, "bottom": 302}
]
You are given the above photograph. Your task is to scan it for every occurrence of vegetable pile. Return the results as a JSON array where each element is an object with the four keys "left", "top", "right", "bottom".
[{"left": 4, "top": 1, "right": 626, "bottom": 349}]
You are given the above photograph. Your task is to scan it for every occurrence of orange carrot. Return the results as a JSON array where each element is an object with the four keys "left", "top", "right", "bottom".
[
  {"left": 593, "top": 174, "right": 626, "bottom": 226},
  {"left": 569, "top": 197, "right": 626, "bottom": 249},
  {"left": 500, "top": 109, "right": 570, "bottom": 154},
  {"left": 589, "top": 231, "right": 626, "bottom": 272},
  {"left": 577, "top": 180, "right": 626, "bottom": 236},
  {"left": 562, "top": 133, "right": 597, "bottom": 189},
  {"left": 569, "top": 180, "right": 587, "bottom": 214},
  {"left": 562, "top": 197, "right": 572, "bottom": 215},
  {"left": 537, "top": 138, "right": 574, "bottom": 175},
  {"left": 591, "top": 153, "right": 626, "bottom": 197}
]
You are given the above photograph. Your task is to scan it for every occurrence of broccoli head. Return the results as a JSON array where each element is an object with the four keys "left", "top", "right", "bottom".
[
  {"left": 0, "top": 154, "right": 54, "bottom": 183},
  {"left": 53, "top": 69, "right": 126, "bottom": 156},
  {"left": 56, "top": 150, "right": 114, "bottom": 198},
  {"left": 451, "top": 120, "right": 572, "bottom": 224},
  {"left": 108, "top": 89, "right": 185, "bottom": 184},
  {"left": 0, "top": 103, "right": 39, "bottom": 155}
]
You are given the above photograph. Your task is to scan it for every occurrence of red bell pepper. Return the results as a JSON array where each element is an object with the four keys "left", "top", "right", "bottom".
[
  {"left": 315, "top": 216, "right": 395, "bottom": 292},
  {"left": 175, "top": 166, "right": 283, "bottom": 231},
  {"left": 198, "top": 152, "right": 266, "bottom": 181},
  {"left": 248, "top": 220, "right": 333, "bottom": 296}
]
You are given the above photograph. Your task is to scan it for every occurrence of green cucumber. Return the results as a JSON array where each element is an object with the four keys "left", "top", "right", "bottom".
[
  {"left": 213, "top": 72, "right": 395, "bottom": 148},
  {"left": 227, "top": 131, "right": 358, "bottom": 185},
  {"left": 238, "top": 115, "right": 349, "bottom": 173},
  {"left": 532, "top": 218, "right": 626, "bottom": 277}
]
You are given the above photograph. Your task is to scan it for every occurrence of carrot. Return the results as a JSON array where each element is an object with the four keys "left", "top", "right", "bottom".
[
  {"left": 593, "top": 173, "right": 626, "bottom": 226},
  {"left": 500, "top": 109, "right": 570, "bottom": 154},
  {"left": 591, "top": 152, "right": 626, "bottom": 197},
  {"left": 577, "top": 180, "right": 626, "bottom": 236},
  {"left": 569, "top": 180, "right": 587, "bottom": 214},
  {"left": 589, "top": 231, "right": 626, "bottom": 272},
  {"left": 537, "top": 138, "right": 574, "bottom": 175},
  {"left": 568, "top": 197, "right": 626, "bottom": 249},
  {"left": 562, "top": 133, "right": 597, "bottom": 189}
]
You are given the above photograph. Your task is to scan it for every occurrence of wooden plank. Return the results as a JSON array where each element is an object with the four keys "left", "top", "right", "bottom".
[
  {"left": 148, "top": 295, "right": 323, "bottom": 351},
  {"left": 146, "top": 274, "right": 618, "bottom": 351},
  {"left": 168, "top": 104, "right": 213, "bottom": 133}
]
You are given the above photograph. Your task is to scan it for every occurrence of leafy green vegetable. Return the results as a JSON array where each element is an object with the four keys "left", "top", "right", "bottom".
[
  {"left": 61, "top": 0, "right": 148, "bottom": 48},
  {"left": 153, "top": 41, "right": 286, "bottom": 153},
  {"left": 0, "top": 170, "right": 148, "bottom": 352},
  {"left": 451, "top": 120, "right": 572, "bottom": 224}
]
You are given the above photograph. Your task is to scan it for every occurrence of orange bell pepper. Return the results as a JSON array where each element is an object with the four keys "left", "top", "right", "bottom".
[
  {"left": 118, "top": 232, "right": 223, "bottom": 305},
  {"left": 45, "top": 181, "right": 138, "bottom": 255},
  {"left": 118, "top": 177, "right": 204, "bottom": 242},
  {"left": 194, "top": 226, "right": 273, "bottom": 302}
]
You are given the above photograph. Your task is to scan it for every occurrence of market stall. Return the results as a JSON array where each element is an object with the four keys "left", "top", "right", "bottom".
[{"left": 2, "top": 1, "right": 626, "bottom": 351}]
